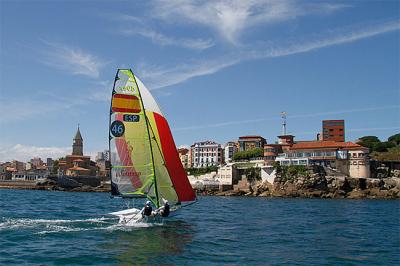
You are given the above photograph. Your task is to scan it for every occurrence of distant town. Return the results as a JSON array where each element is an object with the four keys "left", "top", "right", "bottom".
[{"left": 1, "top": 115, "right": 399, "bottom": 197}]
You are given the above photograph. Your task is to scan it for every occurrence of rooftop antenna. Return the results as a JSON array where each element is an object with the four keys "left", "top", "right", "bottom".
[{"left": 281, "top": 111, "right": 287, "bottom": 135}]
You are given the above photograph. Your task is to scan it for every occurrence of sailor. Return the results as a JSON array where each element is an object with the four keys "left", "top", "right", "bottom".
[
  {"left": 158, "top": 199, "right": 170, "bottom": 217},
  {"left": 141, "top": 201, "right": 153, "bottom": 217}
]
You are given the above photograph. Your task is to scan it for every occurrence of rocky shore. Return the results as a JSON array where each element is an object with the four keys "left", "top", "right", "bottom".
[
  {"left": 0, "top": 180, "right": 110, "bottom": 193},
  {"left": 213, "top": 166, "right": 400, "bottom": 199}
]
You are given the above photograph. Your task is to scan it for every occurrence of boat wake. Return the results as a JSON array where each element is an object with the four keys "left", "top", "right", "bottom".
[{"left": 0, "top": 216, "right": 163, "bottom": 235}]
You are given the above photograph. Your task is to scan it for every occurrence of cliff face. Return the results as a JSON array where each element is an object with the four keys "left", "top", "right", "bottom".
[{"left": 219, "top": 165, "right": 400, "bottom": 199}]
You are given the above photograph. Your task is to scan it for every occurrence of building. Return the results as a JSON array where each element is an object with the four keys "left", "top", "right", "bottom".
[
  {"left": 46, "top": 158, "right": 54, "bottom": 171},
  {"left": 264, "top": 144, "right": 283, "bottom": 165},
  {"left": 95, "top": 150, "right": 111, "bottom": 178},
  {"left": 12, "top": 171, "right": 48, "bottom": 181},
  {"left": 72, "top": 126, "right": 83, "bottom": 156},
  {"left": 322, "top": 120, "right": 345, "bottom": 142},
  {"left": 30, "top": 157, "right": 44, "bottom": 168},
  {"left": 224, "top": 142, "right": 238, "bottom": 163},
  {"left": 190, "top": 141, "right": 222, "bottom": 168},
  {"left": 216, "top": 163, "right": 239, "bottom": 190},
  {"left": 178, "top": 148, "right": 190, "bottom": 168},
  {"left": 95, "top": 150, "right": 110, "bottom": 161},
  {"left": 238, "top": 136, "right": 266, "bottom": 151},
  {"left": 275, "top": 140, "right": 370, "bottom": 178},
  {"left": 11, "top": 160, "right": 25, "bottom": 172},
  {"left": 59, "top": 126, "right": 98, "bottom": 177}
]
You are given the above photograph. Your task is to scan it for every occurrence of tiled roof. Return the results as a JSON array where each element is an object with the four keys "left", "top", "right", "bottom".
[
  {"left": 290, "top": 141, "right": 366, "bottom": 150},
  {"left": 68, "top": 166, "right": 90, "bottom": 171},
  {"left": 239, "top": 136, "right": 265, "bottom": 139}
]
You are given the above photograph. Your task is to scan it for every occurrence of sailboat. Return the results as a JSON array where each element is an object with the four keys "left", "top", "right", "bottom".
[{"left": 108, "top": 69, "right": 196, "bottom": 224}]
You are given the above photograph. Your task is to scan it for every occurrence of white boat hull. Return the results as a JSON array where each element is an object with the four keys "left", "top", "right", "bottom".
[{"left": 109, "top": 208, "right": 144, "bottom": 224}]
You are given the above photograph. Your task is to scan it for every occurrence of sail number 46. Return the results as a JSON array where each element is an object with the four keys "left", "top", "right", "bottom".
[{"left": 110, "top": 121, "right": 125, "bottom": 137}]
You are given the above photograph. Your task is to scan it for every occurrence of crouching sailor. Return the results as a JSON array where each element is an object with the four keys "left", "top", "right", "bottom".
[
  {"left": 141, "top": 201, "right": 153, "bottom": 218},
  {"left": 157, "top": 199, "right": 170, "bottom": 217}
]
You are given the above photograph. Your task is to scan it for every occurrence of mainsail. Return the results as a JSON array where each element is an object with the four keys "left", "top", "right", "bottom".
[{"left": 109, "top": 69, "right": 196, "bottom": 208}]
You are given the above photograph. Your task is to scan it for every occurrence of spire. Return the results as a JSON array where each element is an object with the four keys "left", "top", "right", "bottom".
[
  {"left": 74, "top": 124, "right": 83, "bottom": 140},
  {"left": 72, "top": 124, "right": 83, "bottom": 156}
]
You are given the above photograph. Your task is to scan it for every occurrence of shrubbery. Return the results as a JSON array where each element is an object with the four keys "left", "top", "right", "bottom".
[
  {"left": 233, "top": 148, "right": 264, "bottom": 161},
  {"left": 273, "top": 163, "right": 309, "bottom": 180},
  {"left": 358, "top": 134, "right": 399, "bottom": 153},
  {"left": 185, "top": 166, "right": 218, "bottom": 176}
]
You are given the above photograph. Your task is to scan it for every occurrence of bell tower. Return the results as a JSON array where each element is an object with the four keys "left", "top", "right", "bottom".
[{"left": 72, "top": 125, "right": 83, "bottom": 156}]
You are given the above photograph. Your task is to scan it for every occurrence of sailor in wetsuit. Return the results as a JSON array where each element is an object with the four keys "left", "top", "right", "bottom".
[
  {"left": 158, "top": 200, "right": 170, "bottom": 217},
  {"left": 141, "top": 201, "right": 153, "bottom": 218}
]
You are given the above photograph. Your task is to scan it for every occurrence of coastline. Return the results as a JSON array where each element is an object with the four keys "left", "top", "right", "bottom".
[{"left": 1, "top": 179, "right": 399, "bottom": 199}]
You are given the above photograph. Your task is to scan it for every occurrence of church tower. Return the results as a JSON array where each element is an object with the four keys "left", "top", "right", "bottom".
[{"left": 72, "top": 126, "right": 83, "bottom": 156}]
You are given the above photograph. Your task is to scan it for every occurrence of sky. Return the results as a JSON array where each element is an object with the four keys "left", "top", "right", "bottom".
[{"left": 0, "top": 0, "right": 399, "bottom": 162}]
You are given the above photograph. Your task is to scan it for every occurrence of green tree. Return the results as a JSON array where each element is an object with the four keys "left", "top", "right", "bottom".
[
  {"left": 358, "top": 136, "right": 381, "bottom": 152},
  {"left": 233, "top": 148, "right": 264, "bottom": 161},
  {"left": 388, "top": 133, "right": 400, "bottom": 146},
  {"left": 51, "top": 160, "right": 59, "bottom": 175}
]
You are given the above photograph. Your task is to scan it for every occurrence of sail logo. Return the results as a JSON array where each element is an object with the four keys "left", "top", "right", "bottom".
[
  {"left": 117, "top": 86, "right": 136, "bottom": 92},
  {"left": 115, "top": 81, "right": 138, "bottom": 95},
  {"left": 115, "top": 169, "right": 141, "bottom": 178}
]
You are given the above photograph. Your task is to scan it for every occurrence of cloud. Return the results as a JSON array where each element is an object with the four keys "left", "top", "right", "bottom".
[
  {"left": 39, "top": 40, "right": 106, "bottom": 78},
  {"left": 141, "top": 19, "right": 400, "bottom": 89},
  {"left": 151, "top": 0, "right": 349, "bottom": 44},
  {"left": 172, "top": 105, "right": 400, "bottom": 132},
  {"left": 120, "top": 28, "right": 214, "bottom": 50},
  {"left": 253, "top": 19, "right": 400, "bottom": 58},
  {"left": 139, "top": 57, "right": 241, "bottom": 89},
  {"left": 0, "top": 144, "right": 72, "bottom": 162}
]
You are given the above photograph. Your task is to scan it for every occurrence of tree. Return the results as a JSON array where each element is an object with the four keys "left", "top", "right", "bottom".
[
  {"left": 51, "top": 160, "right": 59, "bottom": 175},
  {"left": 388, "top": 133, "right": 400, "bottom": 146},
  {"left": 233, "top": 148, "right": 264, "bottom": 161},
  {"left": 358, "top": 136, "right": 382, "bottom": 152}
]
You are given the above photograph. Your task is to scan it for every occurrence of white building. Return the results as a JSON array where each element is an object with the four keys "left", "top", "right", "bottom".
[
  {"left": 191, "top": 141, "right": 222, "bottom": 168},
  {"left": 12, "top": 172, "right": 47, "bottom": 181},
  {"left": 224, "top": 141, "right": 238, "bottom": 163},
  {"left": 217, "top": 163, "right": 237, "bottom": 186},
  {"left": 96, "top": 150, "right": 110, "bottom": 161}
]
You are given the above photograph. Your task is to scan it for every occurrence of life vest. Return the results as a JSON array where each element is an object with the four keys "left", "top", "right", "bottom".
[
  {"left": 161, "top": 204, "right": 170, "bottom": 217},
  {"left": 143, "top": 205, "right": 152, "bottom": 216}
]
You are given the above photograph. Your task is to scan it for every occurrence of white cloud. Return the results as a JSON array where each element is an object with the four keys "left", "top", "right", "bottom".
[
  {"left": 141, "top": 20, "right": 400, "bottom": 89},
  {"left": 0, "top": 144, "right": 72, "bottom": 162},
  {"left": 254, "top": 20, "right": 400, "bottom": 58},
  {"left": 139, "top": 57, "right": 241, "bottom": 89},
  {"left": 120, "top": 28, "right": 214, "bottom": 50},
  {"left": 151, "top": 0, "right": 349, "bottom": 44},
  {"left": 39, "top": 40, "right": 106, "bottom": 78}
]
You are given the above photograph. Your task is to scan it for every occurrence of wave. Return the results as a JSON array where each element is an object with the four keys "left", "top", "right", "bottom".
[{"left": 0, "top": 216, "right": 164, "bottom": 235}]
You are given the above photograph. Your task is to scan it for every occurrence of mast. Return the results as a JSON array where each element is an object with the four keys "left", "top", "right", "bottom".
[
  {"left": 130, "top": 70, "right": 160, "bottom": 208},
  {"left": 109, "top": 71, "right": 120, "bottom": 196}
]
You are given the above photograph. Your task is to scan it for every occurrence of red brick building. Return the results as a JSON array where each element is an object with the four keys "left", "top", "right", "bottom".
[{"left": 322, "top": 120, "right": 345, "bottom": 142}]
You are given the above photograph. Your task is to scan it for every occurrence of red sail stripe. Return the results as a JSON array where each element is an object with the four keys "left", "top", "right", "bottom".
[
  {"left": 114, "top": 114, "right": 142, "bottom": 188},
  {"left": 153, "top": 112, "right": 196, "bottom": 202},
  {"left": 113, "top": 94, "right": 137, "bottom": 100},
  {"left": 112, "top": 107, "right": 141, "bottom": 113}
]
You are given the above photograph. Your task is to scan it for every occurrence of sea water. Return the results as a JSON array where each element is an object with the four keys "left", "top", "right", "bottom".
[{"left": 0, "top": 189, "right": 399, "bottom": 265}]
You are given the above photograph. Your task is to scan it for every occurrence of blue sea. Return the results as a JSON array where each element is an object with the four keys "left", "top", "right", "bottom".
[{"left": 0, "top": 189, "right": 399, "bottom": 265}]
